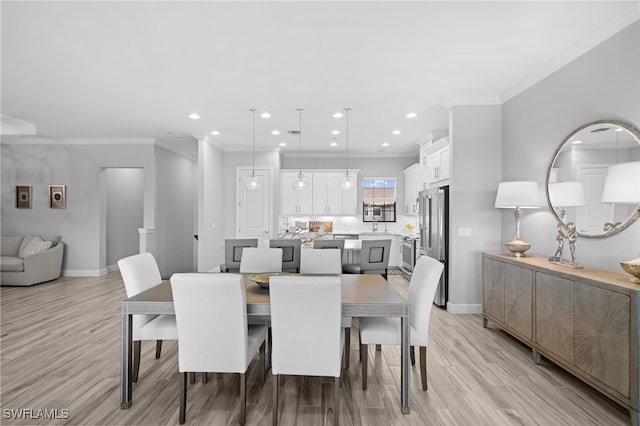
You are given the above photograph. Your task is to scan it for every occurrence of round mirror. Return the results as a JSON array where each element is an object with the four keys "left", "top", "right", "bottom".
[{"left": 546, "top": 120, "right": 640, "bottom": 238}]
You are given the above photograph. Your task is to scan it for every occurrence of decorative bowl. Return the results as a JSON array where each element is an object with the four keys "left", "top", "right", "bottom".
[
  {"left": 620, "top": 259, "right": 640, "bottom": 284},
  {"left": 247, "top": 272, "right": 293, "bottom": 289}
]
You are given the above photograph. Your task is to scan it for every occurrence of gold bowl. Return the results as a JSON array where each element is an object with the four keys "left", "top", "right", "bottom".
[{"left": 620, "top": 259, "right": 640, "bottom": 284}]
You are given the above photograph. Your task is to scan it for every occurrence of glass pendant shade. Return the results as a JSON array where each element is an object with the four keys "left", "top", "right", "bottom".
[
  {"left": 293, "top": 108, "right": 308, "bottom": 190},
  {"left": 246, "top": 108, "right": 262, "bottom": 190},
  {"left": 340, "top": 175, "right": 354, "bottom": 189}
]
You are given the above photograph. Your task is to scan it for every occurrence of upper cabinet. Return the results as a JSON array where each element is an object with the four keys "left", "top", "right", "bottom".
[
  {"left": 419, "top": 136, "right": 450, "bottom": 188},
  {"left": 281, "top": 171, "right": 313, "bottom": 214},
  {"left": 282, "top": 170, "right": 358, "bottom": 215},
  {"left": 403, "top": 163, "right": 419, "bottom": 215}
]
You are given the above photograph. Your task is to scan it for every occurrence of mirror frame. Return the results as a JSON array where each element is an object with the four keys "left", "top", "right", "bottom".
[{"left": 545, "top": 119, "right": 640, "bottom": 238}]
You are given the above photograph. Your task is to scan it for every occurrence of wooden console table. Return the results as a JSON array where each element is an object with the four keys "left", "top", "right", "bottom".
[{"left": 482, "top": 252, "right": 639, "bottom": 425}]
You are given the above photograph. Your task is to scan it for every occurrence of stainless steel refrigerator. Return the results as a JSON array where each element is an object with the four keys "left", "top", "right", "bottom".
[{"left": 418, "top": 186, "right": 449, "bottom": 307}]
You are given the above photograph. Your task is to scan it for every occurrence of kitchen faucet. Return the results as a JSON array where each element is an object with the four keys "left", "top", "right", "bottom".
[{"left": 372, "top": 218, "right": 379, "bottom": 232}]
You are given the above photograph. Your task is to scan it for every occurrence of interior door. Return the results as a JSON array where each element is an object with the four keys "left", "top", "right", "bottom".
[
  {"left": 237, "top": 167, "right": 272, "bottom": 242},
  {"left": 576, "top": 165, "right": 613, "bottom": 234}
]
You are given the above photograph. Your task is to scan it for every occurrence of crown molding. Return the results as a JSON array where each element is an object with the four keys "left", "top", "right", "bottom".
[
  {"left": 501, "top": 5, "right": 640, "bottom": 103},
  {"left": 441, "top": 95, "right": 502, "bottom": 109}
]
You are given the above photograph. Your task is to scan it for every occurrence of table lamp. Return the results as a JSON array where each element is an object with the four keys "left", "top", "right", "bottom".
[
  {"left": 548, "top": 181, "right": 587, "bottom": 223},
  {"left": 601, "top": 161, "right": 640, "bottom": 282},
  {"left": 495, "top": 181, "right": 540, "bottom": 257}
]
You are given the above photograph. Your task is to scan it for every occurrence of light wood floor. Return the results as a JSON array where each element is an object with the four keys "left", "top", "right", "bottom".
[{"left": 0, "top": 272, "right": 631, "bottom": 425}]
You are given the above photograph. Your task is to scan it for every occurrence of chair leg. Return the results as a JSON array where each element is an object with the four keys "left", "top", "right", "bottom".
[
  {"left": 420, "top": 346, "right": 427, "bottom": 391},
  {"left": 133, "top": 341, "right": 141, "bottom": 383},
  {"left": 334, "top": 376, "right": 340, "bottom": 426},
  {"left": 410, "top": 346, "right": 415, "bottom": 365},
  {"left": 361, "top": 344, "right": 368, "bottom": 390},
  {"left": 155, "top": 340, "right": 162, "bottom": 359},
  {"left": 272, "top": 374, "right": 278, "bottom": 426},
  {"left": 376, "top": 344, "right": 381, "bottom": 351},
  {"left": 190, "top": 372, "right": 196, "bottom": 384},
  {"left": 179, "top": 372, "right": 187, "bottom": 424},
  {"left": 240, "top": 373, "right": 246, "bottom": 426},
  {"left": 203, "top": 372, "right": 208, "bottom": 384},
  {"left": 259, "top": 341, "right": 266, "bottom": 385},
  {"left": 268, "top": 327, "right": 273, "bottom": 370},
  {"left": 344, "top": 328, "right": 350, "bottom": 369},
  {"left": 358, "top": 333, "right": 363, "bottom": 363}
]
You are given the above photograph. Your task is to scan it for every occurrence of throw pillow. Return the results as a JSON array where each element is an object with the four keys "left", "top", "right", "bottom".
[{"left": 19, "top": 237, "right": 53, "bottom": 258}]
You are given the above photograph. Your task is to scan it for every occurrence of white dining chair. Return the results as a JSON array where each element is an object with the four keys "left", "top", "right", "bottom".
[
  {"left": 299, "top": 248, "right": 353, "bottom": 368},
  {"left": 359, "top": 255, "right": 444, "bottom": 391},
  {"left": 117, "top": 252, "right": 177, "bottom": 383},
  {"left": 220, "top": 238, "right": 259, "bottom": 272},
  {"left": 171, "top": 273, "right": 266, "bottom": 425},
  {"left": 299, "top": 248, "right": 342, "bottom": 274},
  {"left": 269, "top": 239, "right": 301, "bottom": 273},
  {"left": 269, "top": 275, "right": 343, "bottom": 426},
  {"left": 239, "top": 247, "right": 283, "bottom": 273}
]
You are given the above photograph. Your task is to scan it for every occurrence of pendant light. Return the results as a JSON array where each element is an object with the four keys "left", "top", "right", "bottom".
[
  {"left": 340, "top": 107, "right": 354, "bottom": 189},
  {"left": 246, "top": 108, "right": 261, "bottom": 190},
  {"left": 292, "top": 108, "right": 308, "bottom": 190}
]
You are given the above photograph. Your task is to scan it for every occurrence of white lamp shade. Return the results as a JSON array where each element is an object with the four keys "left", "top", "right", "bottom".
[
  {"left": 601, "top": 161, "right": 640, "bottom": 204},
  {"left": 548, "top": 181, "right": 586, "bottom": 207},
  {"left": 495, "top": 181, "right": 540, "bottom": 209}
]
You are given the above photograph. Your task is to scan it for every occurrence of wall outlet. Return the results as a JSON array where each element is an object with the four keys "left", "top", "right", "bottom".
[{"left": 458, "top": 227, "right": 471, "bottom": 237}]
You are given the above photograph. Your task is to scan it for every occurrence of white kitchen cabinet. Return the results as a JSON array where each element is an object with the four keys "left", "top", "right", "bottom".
[
  {"left": 403, "top": 163, "right": 419, "bottom": 215},
  {"left": 427, "top": 144, "right": 449, "bottom": 184},
  {"left": 281, "top": 171, "right": 313, "bottom": 214},
  {"left": 312, "top": 172, "right": 343, "bottom": 214},
  {"left": 341, "top": 171, "right": 358, "bottom": 215}
]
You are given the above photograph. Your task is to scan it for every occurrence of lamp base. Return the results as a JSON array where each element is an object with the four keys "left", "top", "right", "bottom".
[
  {"left": 504, "top": 237, "right": 531, "bottom": 257},
  {"left": 620, "top": 257, "right": 640, "bottom": 284}
]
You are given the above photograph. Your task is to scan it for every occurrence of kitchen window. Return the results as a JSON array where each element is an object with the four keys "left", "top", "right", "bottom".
[{"left": 362, "top": 177, "right": 396, "bottom": 222}]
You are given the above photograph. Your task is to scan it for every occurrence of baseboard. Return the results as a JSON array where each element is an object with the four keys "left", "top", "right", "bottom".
[
  {"left": 446, "top": 302, "right": 482, "bottom": 314},
  {"left": 107, "top": 264, "right": 119, "bottom": 273},
  {"left": 62, "top": 268, "right": 109, "bottom": 277}
]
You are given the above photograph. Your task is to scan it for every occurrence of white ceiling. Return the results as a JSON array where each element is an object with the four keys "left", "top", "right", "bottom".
[{"left": 1, "top": 1, "right": 638, "bottom": 159}]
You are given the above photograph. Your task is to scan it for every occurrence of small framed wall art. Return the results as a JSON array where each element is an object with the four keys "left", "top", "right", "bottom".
[
  {"left": 16, "top": 186, "right": 32, "bottom": 208},
  {"left": 49, "top": 185, "right": 66, "bottom": 208}
]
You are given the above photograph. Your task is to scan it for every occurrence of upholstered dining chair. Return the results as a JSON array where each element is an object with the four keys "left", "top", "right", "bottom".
[
  {"left": 269, "top": 239, "right": 301, "bottom": 273},
  {"left": 239, "top": 247, "right": 283, "bottom": 273},
  {"left": 342, "top": 239, "right": 391, "bottom": 279},
  {"left": 313, "top": 238, "right": 345, "bottom": 259},
  {"left": 269, "top": 276, "right": 343, "bottom": 426},
  {"left": 117, "top": 252, "right": 177, "bottom": 383},
  {"left": 358, "top": 255, "right": 444, "bottom": 391},
  {"left": 299, "top": 248, "right": 353, "bottom": 368},
  {"left": 220, "top": 239, "right": 259, "bottom": 272},
  {"left": 170, "top": 273, "right": 266, "bottom": 425}
]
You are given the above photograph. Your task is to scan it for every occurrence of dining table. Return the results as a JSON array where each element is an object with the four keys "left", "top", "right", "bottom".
[{"left": 120, "top": 273, "right": 411, "bottom": 413}]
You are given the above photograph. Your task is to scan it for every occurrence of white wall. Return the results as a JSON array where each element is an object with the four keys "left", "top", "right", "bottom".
[
  {"left": 1, "top": 140, "right": 196, "bottom": 277},
  {"left": 154, "top": 145, "right": 196, "bottom": 278},
  {"left": 502, "top": 21, "right": 640, "bottom": 272},
  {"left": 198, "top": 139, "right": 224, "bottom": 272},
  {"left": 448, "top": 105, "right": 502, "bottom": 313},
  {"left": 105, "top": 168, "right": 143, "bottom": 269}
]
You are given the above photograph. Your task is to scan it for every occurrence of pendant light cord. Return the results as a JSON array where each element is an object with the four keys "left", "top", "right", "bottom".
[
  {"left": 344, "top": 107, "right": 351, "bottom": 178},
  {"left": 250, "top": 108, "right": 257, "bottom": 177},
  {"left": 298, "top": 108, "right": 304, "bottom": 178}
]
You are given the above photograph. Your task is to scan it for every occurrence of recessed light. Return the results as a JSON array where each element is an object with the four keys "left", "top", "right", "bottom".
[
  {"left": 260, "top": 112, "right": 271, "bottom": 119},
  {"left": 406, "top": 112, "right": 417, "bottom": 118},
  {"left": 572, "top": 140, "right": 582, "bottom": 144},
  {"left": 331, "top": 130, "right": 340, "bottom": 135},
  {"left": 188, "top": 113, "right": 200, "bottom": 120},
  {"left": 392, "top": 130, "right": 401, "bottom": 135},
  {"left": 272, "top": 130, "right": 280, "bottom": 135},
  {"left": 333, "top": 112, "right": 343, "bottom": 118},
  {"left": 279, "top": 142, "right": 287, "bottom": 147},
  {"left": 210, "top": 130, "right": 220, "bottom": 135},
  {"left": 382, "top": 142, "right": 390, "bottom": 147},
  {"left": 330, "top": 141, "right": 338, "bottom": 147}
]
